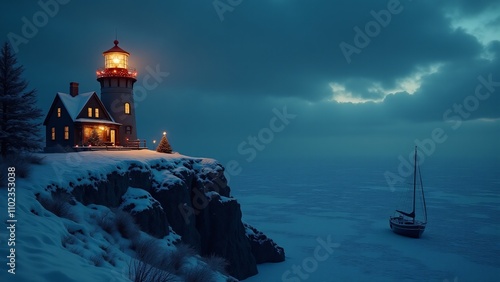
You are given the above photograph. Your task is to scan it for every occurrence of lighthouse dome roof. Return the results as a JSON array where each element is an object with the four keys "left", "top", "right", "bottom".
[{"left": 103, "top": 40, "right": 130, "bottom": 55}]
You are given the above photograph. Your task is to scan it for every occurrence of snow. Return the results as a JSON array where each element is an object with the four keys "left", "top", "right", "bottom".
[
  {"left": 206, "top": 191, "right": 234, "bottom": 203},
  {"left": 6, "top": 149, "right": 495, "bottom": 281},
  {"left": 0, "top": 150, "right": 230, "bottom": 282},
  {"left": 57, "top": 92, "right": 95, "bottom": 121},
  {"left": 120, "top": 187, "right": 161, "bottom": 213},
  {"left": 56, "top": 92, "right": 119, "bottom": 125},
  {"left": 233, "top": 159, "right": 500, "bottom": 282},
  {"left": 74, "top": 118, "right": 121, "bottom": 125},
  {"left": 26, "top": 150, "right": 187, "bottom": 195}
]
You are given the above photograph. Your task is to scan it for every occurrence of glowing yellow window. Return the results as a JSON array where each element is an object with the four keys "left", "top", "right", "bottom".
[
  {"left": 95, "top": 108, "right": 99, "bottom": 118},
  {"left": 57, "top": 107, "right": 61, "bottom": 117},
  {"left": 88, "top": 107, "right": 93, "bottom": 117},
  {"left": 64, "top": 126, "right": 69, "bottom": 140},
  {"left": 51, "top": 127, "right": 56, "bottom": 140},
  {"left": 124, "top": 103, "right": 131, "bottom": 115},
  {"left": 105, "top": 52, "right": 128, "bottom": 69}
]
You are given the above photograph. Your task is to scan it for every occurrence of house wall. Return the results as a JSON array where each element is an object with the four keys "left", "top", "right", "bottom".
[
  {"left": 76, "top": 95, "right": 111, "bottom": 120},
  {"left": 45, "top": 98, "right": 75, "bottom": 149}
]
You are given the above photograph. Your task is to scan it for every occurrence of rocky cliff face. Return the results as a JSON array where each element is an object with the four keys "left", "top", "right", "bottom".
[{"left": 45, "top": 153, "right": 284, "bottom": 280}]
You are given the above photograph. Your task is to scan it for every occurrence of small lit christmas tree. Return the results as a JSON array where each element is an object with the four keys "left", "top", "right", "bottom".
[
  {"left": 87, "top": 128, "right": 103, "bottom": 146},
  {"left": 156, "top": 132, "right": 172, "bottom": 154}
]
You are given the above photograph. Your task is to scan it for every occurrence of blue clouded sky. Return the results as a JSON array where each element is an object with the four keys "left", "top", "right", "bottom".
[{"left": 1, "top": 0, "right": 499, "bottom": 165}]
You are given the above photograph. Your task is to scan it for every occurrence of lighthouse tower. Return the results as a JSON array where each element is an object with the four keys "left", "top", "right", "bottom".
[{"left": 96, "top": 40, "right": 138, "bottom": 146}]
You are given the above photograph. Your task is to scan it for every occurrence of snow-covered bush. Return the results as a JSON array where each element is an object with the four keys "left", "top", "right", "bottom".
[
  {"left": 115, "top": 210, "right": 140, "bottom": 240},
  {"left": 129, "top": 237, "right": 176, "bottom": 282},
  {"left": 203, "top": 255, "right": 229, "bottom": 275},
  {"left": 183, "top": 264, "right": 215, "bottom": 282},
  {"left": 95, "top": 210, "right": 116, "bottom": 234},
  {"left": 170, "top": 243, "right": 196, "bottom": 273},
  {"left": 38, "top": 193, "right": 78, "bottom": 222},
  {"left": 129, "top": 258, "right": 176, "bottom": 282},
  {"left": 133, "top": 237, "right": 165, "bottom": 264}
]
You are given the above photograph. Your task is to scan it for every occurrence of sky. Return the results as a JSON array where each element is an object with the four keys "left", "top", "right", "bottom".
[{"left": 1, "top": 0, "right": 499, "bottom": 165}]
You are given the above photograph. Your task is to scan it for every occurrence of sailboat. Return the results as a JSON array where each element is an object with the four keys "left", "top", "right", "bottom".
[{"left": 389, "top": 146, "right": 427, "bottom": 238}]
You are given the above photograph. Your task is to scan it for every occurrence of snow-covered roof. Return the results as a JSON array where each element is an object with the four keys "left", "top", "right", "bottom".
[
  {"left": 55, "top": 91, "right": 118, "bottom": 124},
  {"left": 75, "top": 118, "right": 121, "bottom": 126},
  {"left": 57, "top": 92, "right": 94, "bottom": 121}
]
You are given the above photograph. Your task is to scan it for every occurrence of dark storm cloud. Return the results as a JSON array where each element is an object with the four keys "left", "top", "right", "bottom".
[
  {"left": 442, "top": 0, "right": 500, "bottom": 16},
  {"left": 1, "top": 0, "right": 499, "bottom": 160}
]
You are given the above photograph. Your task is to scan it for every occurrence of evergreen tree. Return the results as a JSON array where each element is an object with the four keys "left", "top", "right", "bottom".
[
  {"left": 87, "top": 128, "right": 103, "bottom": 146},
  {"left": 0, "top": 42, "right": 43, "bottom": 158},
  {"left": 156, "top": 135, "right": 172, "bottom": 153}
]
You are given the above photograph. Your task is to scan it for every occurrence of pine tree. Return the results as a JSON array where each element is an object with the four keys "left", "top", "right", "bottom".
[
  {"left": 156, "top": 135, "right": 172, "bottom": 153},
  {"left": 0, "top": 42, "right": 43, "bottom": 158},
  {"left": 87, "top": 128, "right": 103, "bottom": 146}
]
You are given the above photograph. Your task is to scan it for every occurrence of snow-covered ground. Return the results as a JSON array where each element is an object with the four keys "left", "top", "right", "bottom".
[
  {"left": 1, "top": 150, "right": 498, "bottom": 281},
  {"left": 0, "top": 150, "right": 229, "bottom": 282},
  {"left": 232, "top": 158, "right": 500, "bottom": 282}
]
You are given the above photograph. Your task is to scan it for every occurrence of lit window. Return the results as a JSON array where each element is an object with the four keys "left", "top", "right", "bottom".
[
  {"left": 51, "top": 128, "right": 56, "bottom": 140},
  {"left": 105, "top": 52, "right": 128, "bottom": 69},
  {"left": 124, "top": 103, "right": 131, "bottom": 115},
  {"left": 125, "top": 126, "right": 132, "bottom": 135},
  {"left": 64, "top": 126, "right": 69, "bottom": 140},
  {"left": 88, "top": 107, "right": 93, "bottom": 117},
  {"left": 57, "top": 107, "right": 61, "bottom": 118},
  {"left": 95, "top": 108, "right": 99, "bottom": 118}
]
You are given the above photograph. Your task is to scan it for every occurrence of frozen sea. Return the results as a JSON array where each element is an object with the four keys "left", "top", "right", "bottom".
[{"left": 230, "top": 157, "right": 500, "bottom": 282}]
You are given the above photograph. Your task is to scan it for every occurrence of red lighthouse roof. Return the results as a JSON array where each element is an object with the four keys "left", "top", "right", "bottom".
[{"left": 103, "top": 40, "right": 130, "bottom": 55}]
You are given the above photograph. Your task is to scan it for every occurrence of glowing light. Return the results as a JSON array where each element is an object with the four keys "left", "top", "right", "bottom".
[
  {"left": 163, "top": 131, "right": 167, "bottom": 136},
  {"left": 329, "top": 64, "right": 442, "bottom": 104},
  {"left": 153, "top": 140, "right": 157, "bottom": 144},
  {"left": 104, "top": 51, "right": 129, "bottom": 69}
]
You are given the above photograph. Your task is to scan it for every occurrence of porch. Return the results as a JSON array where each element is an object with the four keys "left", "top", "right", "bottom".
[{"left": 72, "top": 139, "right": 148, "bottom": 151}]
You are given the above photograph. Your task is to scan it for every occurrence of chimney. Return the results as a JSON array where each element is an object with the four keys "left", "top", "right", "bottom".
[{"left": 69, "top": 82, "right": 79, "bottom": 97}]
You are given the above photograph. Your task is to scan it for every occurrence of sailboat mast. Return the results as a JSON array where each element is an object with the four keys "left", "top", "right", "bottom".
[
  {"left": 419, "top": 165, "right": 427, "bottom": 223},
  {"left": 412, "top": 146, "right": 417, "bottom": 223}
]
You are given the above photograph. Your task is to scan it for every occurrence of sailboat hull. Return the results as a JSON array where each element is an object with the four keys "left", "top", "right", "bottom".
[{"left": 389, "top": 217, "right": 426, "bottom": 238}]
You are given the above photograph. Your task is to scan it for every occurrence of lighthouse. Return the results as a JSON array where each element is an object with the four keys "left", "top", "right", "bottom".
[{"left": 96, "top": 40, "right": 138, "bottom": 146}]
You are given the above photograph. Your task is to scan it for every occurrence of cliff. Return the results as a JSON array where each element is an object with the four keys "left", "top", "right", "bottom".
[{"left": 4, "top": 150, "right": 284, "bottom": 281}]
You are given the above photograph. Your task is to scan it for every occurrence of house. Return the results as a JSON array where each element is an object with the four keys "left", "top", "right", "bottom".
[
  {"left": 43, "top": 83, "right": 121, "bottom": 149},
  {"left": 44, "top": 40, "right": 139, "bottom": 151}
]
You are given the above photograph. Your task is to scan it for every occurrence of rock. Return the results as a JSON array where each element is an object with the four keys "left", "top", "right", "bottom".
[
  {"left": 151, "top": 165, "right": 202, "bottom": 249},
  {"left": 120, "top": 187, "right": 169, "bottom": 238},
  {"left": 197, "top": 192, "right": 258, "bottom": 280},
  {"left": 196, "top": 160, "right": 231, "bottom": 197},
  {"left": 57, "top": 155, "right": 284, "bottom": 280},
  {"left": 244, "top": 223, "right": 285, "bottom": 263},
  {"left": 70, "top": 165, "right": 152, "bottom": 207},
  {"left": 71, "top": 171, "right": 129, "bottom": 207}
]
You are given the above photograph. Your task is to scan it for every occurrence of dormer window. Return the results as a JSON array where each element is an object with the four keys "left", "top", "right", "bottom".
[
  {"left": 95, "top": 108, "right": 99, "bottom": 118},
  {"left": 124, "top": 103, "right": 131, "bottom": 115},
  {"left": 57, "top": 107, "right": 61, "bottom": 118},
  {"left": 88, "top": 107, "right": 93, "bottom": 117}
]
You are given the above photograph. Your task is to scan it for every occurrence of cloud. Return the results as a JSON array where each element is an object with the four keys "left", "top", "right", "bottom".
[{"left": 1, "top": 0, "right": 499, "bottom": 160}]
